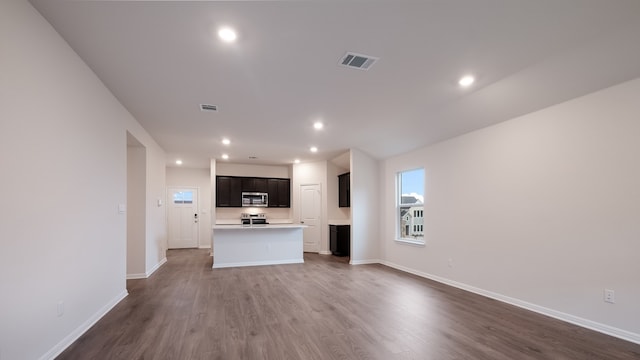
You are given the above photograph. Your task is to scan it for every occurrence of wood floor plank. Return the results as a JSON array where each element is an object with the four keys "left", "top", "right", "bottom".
[{"left": 55, "top": 249, "right": 640, "bottom": 359}]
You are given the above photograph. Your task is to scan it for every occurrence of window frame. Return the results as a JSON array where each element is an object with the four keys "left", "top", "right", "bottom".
[{"left": 395, "top": 168, "right": 426, "bottom": 246}]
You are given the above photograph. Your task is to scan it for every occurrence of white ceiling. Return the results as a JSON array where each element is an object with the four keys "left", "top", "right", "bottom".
[{"left": 30, "top": 0, "right": 640, "bottom": 168}]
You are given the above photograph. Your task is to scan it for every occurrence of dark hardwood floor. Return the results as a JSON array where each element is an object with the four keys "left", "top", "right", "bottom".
[{"left": 57, "top": 249, "right": 640, "bottom": 359}]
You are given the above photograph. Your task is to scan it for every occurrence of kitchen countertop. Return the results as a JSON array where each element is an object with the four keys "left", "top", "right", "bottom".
[
  {"left": 213, "top": 224, "right": 306, "bottom": 230},
  {"left": 328, "top": 219, "right": 351, "bottom": 226}
]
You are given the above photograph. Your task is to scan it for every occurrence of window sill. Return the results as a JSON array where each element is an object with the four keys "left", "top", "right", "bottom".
[{"left": 394, "top": 238, "right": 426, "bottom": 246}]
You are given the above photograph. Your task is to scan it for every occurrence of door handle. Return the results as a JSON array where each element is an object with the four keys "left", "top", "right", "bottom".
[{"left": 300, "top": 221, "right": 304, "bottom": 224}]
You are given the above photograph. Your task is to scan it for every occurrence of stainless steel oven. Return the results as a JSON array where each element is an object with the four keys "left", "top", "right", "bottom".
[{"left": 241, "top": 213, "right": 268, "bottom": 226}]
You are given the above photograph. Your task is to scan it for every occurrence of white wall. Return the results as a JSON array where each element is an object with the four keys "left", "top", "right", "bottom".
[
  {"left": 327, "top": 160, "right": 351, "bottom": 222},
  {"left": 216, "top": 207, "right": 293, "bottom": 223},
  {"left": 293, "top": 161, "right": 329, "bottom": 252},
  {"left": 127, "top": 142, "right": 146, "bottom": 277},
  {"left": 216, "top": 163, "right": 291, "bottom": 178},
  {"left": 293, "top": 159, "right": 354, "bottom": 254},
  {"left": 350, "top": 149, "right": 380, "bottom": 264},
  {"left": 166, "top": 167, "right": 212, "bottom": 248},
  {"left": 0, "top": 1, "right": 166, "bottom": 358},
  {"left": 143, "top": 144, "right": 167, "bottom": 276},
  {"left": 380, "top": 78, "right": 640, "bottom": 342}
]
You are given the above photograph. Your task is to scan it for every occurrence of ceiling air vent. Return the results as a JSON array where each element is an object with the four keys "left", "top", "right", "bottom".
[
  {"left": 200, "top": 104, "right": 218, "bottom": 112},
  {"left": 338, "top": 52, "right": 378, "bottom": 71}
]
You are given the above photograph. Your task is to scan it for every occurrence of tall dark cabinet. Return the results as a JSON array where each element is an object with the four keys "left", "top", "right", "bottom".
[
  {"left": 330, "top": 225, "right": 350, "bottom": 256},
  {"left": 338, "top": 172, "right": 350, "bottom": 208}
]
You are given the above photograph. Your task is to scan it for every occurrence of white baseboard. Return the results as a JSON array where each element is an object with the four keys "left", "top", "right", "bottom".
[
  {"left": 213, "top": 259, "right": 303, "bottom": 269},
  {"left": 198, "top": 245, "right": 212, "bottom": 249},
  {"left": 319, "top": 250, "right": 332, "bottom": 255},
  {"left": 40, "top": 290, "right": 128, "bottom": 360},
  {"left": 380, "top": 260, "right": 640, "bottom": 345},
  {"left": 126, "top": 272, "right": 146, "bottom": 280},
  {"left": 126, "top": 257, "right": 167, "bottom": 280},
  {"left": 349, "top": 258, "right": 381, "bottom": 265},
  {"left": 146, "top": 257, "right": 166, "bottom": 278}
]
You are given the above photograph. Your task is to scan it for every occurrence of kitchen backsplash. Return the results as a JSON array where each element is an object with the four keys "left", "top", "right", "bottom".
[{"left": 215, "top": 207, "right": 293, "bottom": 224}]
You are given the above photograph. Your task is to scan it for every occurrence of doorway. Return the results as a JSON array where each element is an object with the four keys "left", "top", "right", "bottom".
[
  {"left": 300, "top": 184, "right": 321, "bottom": 253},
  {"left": 167, "top": 187, "right": 199, "bottom": 249}
]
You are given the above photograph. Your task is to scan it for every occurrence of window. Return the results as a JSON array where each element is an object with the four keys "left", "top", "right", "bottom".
[
  {"left": 173, "top": 191, "right": 193, "bottom": 204},
  {"left": 397, "top": 168, "right": 425, "bottom": 244}
]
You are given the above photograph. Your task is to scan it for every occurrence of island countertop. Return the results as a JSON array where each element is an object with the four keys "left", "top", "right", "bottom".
[{"left": 212, "top": 224, "right": 306, "bottom": 230}]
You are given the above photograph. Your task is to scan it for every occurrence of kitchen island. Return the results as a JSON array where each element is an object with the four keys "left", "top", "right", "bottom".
[{"left": 211, "top": 224, "right": 306, "bottom": 268}]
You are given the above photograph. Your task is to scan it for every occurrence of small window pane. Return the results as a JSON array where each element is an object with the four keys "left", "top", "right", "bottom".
[{"left": 173, "top": 191, "right": 194, "bottom": 204}]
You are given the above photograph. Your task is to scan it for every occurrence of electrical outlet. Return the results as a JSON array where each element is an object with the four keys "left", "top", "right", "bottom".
[
  {"left": 604, "top": 289, "right": 615, "bottom": 304},
  {"left": 447, "top": 258, "right": 453, "bottom": 268}
]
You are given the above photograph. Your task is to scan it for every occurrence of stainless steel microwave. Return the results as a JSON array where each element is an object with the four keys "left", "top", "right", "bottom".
[{"left": 242, "top": 192, "right": 268, "bottom": 207}]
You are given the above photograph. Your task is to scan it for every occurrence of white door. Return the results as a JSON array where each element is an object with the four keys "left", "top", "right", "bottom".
[
  {"left": 167, "top": 187, "right": 199, "bottom": 249},
  {"left": 300, "top": 184, "right": 321, "bottom": 253}
]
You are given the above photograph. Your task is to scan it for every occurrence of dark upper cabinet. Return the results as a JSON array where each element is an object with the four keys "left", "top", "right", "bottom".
[
  {"left": 278, "top": 179, "right": 290, "bottom": 207},
  {"left": 216, "top": 177, "right": 230, "bottom": 206},
  {"left": 241, "top": 177, "right": 268, "bottom": 193},
  {"left": 338, "top": 172, "right": 350, "bottom": 208},
  {"left": 217, "top": 176, "right": 289, "bottom": 208},
  {"left": 230, "top": 178, "right": 243, "bottom": 206},
  {"left": 216, "top": 176, "right": 242, "bottom": 207},
  {"left": 267, "top": 178, "right": 290, "bottom": 208},
  {"left": 268, "top": 179, "right": 278, "bottom": 205}
]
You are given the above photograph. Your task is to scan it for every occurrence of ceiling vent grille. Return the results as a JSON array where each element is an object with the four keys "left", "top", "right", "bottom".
[
  {"left": 200, "top": 104, "right": 218, "bottom": 112},
  {"left": 338, "top": 52, "right": 378, "bottom": 70}
]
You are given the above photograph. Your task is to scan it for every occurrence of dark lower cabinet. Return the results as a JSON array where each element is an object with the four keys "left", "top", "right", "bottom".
[{"left": 329, "top": 225, "right": 350, "bottom": 256}]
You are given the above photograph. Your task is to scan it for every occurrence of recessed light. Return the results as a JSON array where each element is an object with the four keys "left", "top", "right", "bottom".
[
  {"left": 221, "top": 154, "right": 229, "bottom": 160},
  {"left": 218, "top": 27, "right": 237, "bottom": 43},
  {"left": 310, "top": 146, "right": 318, "bottom": 153},
  {"left": 458, "top": 75, "right": 475, "bottom": 87},
  {"left": 313, "top": 121, "right": 324, "bottom": 130},
  {"left": 175, "top": 160, "right": 183, "bottom": 165},
  {"left": 222, "top": 138, "right": 231, "bottom": 145},
  {"left": 294, "top": 159, "right": 300, "bottom": 164}
]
